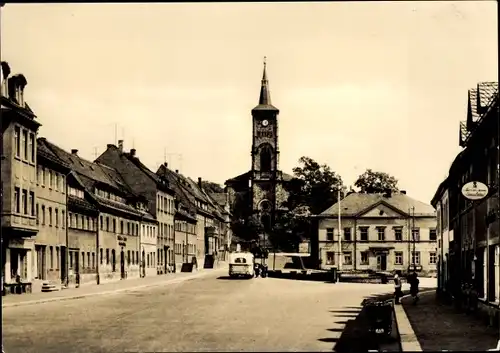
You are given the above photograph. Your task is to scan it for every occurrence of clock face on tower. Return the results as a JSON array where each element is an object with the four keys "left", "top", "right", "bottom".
[{"left": 261, "top": 120, "right": 269, "bottom": 127}]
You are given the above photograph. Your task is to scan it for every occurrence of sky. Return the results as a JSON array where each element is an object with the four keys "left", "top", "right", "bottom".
[{"left": 1, "top": 2, "right": 497, "bottom": 204}]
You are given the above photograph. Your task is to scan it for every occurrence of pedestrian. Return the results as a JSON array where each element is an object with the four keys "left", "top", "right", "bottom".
[
  {"left": 410, "top": 272, "right": 420, "bottom": 305},
  {"left": 394, "top": 271, "right": 402, "bottom": 304}
]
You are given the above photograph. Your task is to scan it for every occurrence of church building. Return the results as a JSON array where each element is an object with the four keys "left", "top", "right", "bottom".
[{"left": 225, "top": 59, "right": 293, "bottom": 241}]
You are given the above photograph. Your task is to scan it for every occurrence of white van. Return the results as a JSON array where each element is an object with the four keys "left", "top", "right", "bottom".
[{"left": 228, "top": 252, "right": 255, "bottom": 279}]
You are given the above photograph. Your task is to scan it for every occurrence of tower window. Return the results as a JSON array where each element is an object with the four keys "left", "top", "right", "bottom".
[{"left": 260, "top": 146, "right": 272, "bottom": 172}]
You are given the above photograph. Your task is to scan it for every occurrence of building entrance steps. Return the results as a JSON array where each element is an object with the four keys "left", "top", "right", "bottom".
[
  {"left": 399, "top": 290, "right": 499, "bottom": 351},
  {"left": 2, "top": 266, "right": 227, "bottom": 308}
]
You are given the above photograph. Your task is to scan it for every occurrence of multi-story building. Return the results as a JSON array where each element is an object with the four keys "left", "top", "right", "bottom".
[
  {"left": 205, "top": 190, "right": 232, "bottom": 262},
  {"left": 139, "top": 207, "right": 158, "bottom": 278},
  {"left": 315, "top": 191, "right": 438, "bottom": 276},
  {"left": 41, "top": 141, "right": 144, "bottom": 285},
  {"left": 95, "top": 141, "right": 175, "bottom": 275},
  {"left": 156, "top": 164, "right": 202, "bottom": 271},
  {"left": 34, "top": 138, "right": 71, "bottom": 291},
  {"left": 431, "top": 82, "right": 498, "bottom": 316},
  {"left": 1, "top": 61, "right": 41, "bottom": 294}
]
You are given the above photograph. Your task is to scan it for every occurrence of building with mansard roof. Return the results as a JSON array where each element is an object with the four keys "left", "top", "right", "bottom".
[{"left": 316, "top": 191, "right": 437, "bottom": 276}]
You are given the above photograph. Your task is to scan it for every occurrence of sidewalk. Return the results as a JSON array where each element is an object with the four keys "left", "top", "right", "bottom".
[
  {"left": 2, "top": 267, "right": 227, "bottom": 308},
  {"left": 399, "top": 290, "right": 498, "bottom": 351}
]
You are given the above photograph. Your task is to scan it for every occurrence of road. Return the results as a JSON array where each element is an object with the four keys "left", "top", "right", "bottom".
[{"left": 2, "top": 273, "right": 404, "bottom": 352}]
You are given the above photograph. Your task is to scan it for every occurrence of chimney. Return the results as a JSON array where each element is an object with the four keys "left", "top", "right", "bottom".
[
  {"left": 198, "top": 177, "right": 202, "bottom": 187},
  {"left": 175, "top": 169, "right": 179, "bottom": 173},
  {"left": 118, "top": 140, "right": 124, "bottom": 152},
  {"left": 383, "top": 189, "right": 392, "bottom": 198},
  {"left": 400, "top": 190, "right": 407, "bottom": 195},
  {"left": 71, "top": 149, "right": 78, "bottom": 155},
  {"left": 164, "top": 162, "right": 168, "bottom": 168},
  {"left": 107, "top": 144, "right": 114, "bottom": 149},
  {"left": 130, "top": 148, "right": 136, "bottom": 157}
]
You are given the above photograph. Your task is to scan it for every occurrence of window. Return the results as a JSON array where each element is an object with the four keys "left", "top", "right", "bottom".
[
  {"left": 48, "top": 171, "right": 53, "bottom": 189},
  {"left": 377, "top": 227, "right": 385, "bottom": 241},
  {"left": 411, "top": 251, "right": 421, "bottom": 265},
  {"left": 326, "top": 251, "right": 335, "bottom": 265},
  {"left": 22, "top": 129, "right": 28, "bottom": 160},
  {"left": 343, "top": 252, "right": 352, "bottom": 265},
  {"left": 29, "top": 133, "right": 35, "bottom": 162},
  {"left": 429, "top": 229, "right": 437, "bottom": 241},
  {"left": 36, "top": 203, "right": 39, "bottom": 224},
  {"left": 127, "top": 222, "right": 130, "bottom": 235},
  {"left": 55, "top": 174, "right": 59, "bottom": 191},
  {"left": 82, "top": 252, "right": 85, "bottom": 268},
  {"left": 22, "top": 189, "right": 28, "bottom": 214},
  {"left": 136, "top": 224, "right": 139, "bottom": 236},
  {"left": 127, "top": 250, "right": 131, "bottom": 265},
  {"left": 394, "top": 228, "right": 403, "bottom": 241},
  {"left": 360, "top": 251, "right": 369, "bottom": 265},
  {"left": 360, "top": 227, "right": 369, "bottom": 241},
  {"left": 395, "top": 251, "right": 403, "bottom": 265},
  {"left": 55, "top": 209, "right": 59, "bottom": 227},
  {"left": 344, "top": 228, "right": 351, "bottom": 241},
  {"left": 120, "top": 220, "right": 124, "bottom": 234},
  {"left": 87, "top": 252, "right": 90, "bottom": 269},
  {"left": 92, "top": 252, "right": 95, "bottom": 268},
  {"left": 48, "top": 207, "right": 53, "bottom": 226},
  {"left": 326, "top": 228, "right": 334, "bottom": 241},
  {"left": 113, "top": 219, "right": 116, "bottom": 233},
  {"left": 13, "top": 187, "right": 20, "bottom": 213},
  {"left": 106, "top": 249, "right": 110, "bottom": 265},
  {"left": 41, "top": 167, "right": 46, "bottom": 185},
  {"left": 106, "top": 217, "right": 110, "bottom": 232},
  {"left": 29, "top": 191, "right": 35, "bottom": 216},
  {"left": 100, "top": 216, "right": 103, "bottom": 230},
  {"left": 14, "top": 126, "right": 20, "bottom": 157},
  {"left": 412, "top": 228, "right": 420, "bottom": 242},
  {"left": 41, "top": 205, "right": 46, "bottom": 225},
  {"left": 56, "top": 247, "right": 60, "bottom": 269},
  {"left": 429, "top": 252, "right": 437, "bottom": 264},
  {"left": 100, "top": 248, "right": 103, "bottom": 264}
]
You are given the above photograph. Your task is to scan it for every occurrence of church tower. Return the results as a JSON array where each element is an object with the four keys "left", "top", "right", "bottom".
[{"left": 251, "top": 58, "right": 281, "bottom": 231}]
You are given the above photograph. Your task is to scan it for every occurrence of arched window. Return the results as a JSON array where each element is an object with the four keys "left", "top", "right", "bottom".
[{"left": 260, "top": 146, "right": 272, "bottom": 172}]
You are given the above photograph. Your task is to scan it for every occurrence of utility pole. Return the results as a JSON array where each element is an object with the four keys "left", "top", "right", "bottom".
[
  {"left": 412, "top": 206, "right": 416, "bottom": 270},
  {"left": 338, "top": 188, "right": 342, "bottom": 281}
]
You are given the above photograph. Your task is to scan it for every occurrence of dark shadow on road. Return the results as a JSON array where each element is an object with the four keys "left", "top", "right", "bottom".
[
  {"left": 319, "top": 291, "right": 403, "bottom": 353},
  {"left": 319, "top": 337, "right": 339, "bottom": 343},
  {"left": 330, "top": 310, "right": 361, "bottom": 314},
  {"left": 326, "top": 328, "right": 344, "bottom": 333},
  {"left": 335, "top": 314, "right": 360, "bottom": 318}
]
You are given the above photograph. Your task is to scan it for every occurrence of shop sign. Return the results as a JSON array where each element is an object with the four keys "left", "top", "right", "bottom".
[{"left": 462, "top": 181, "right": 489, "bottom": 200}]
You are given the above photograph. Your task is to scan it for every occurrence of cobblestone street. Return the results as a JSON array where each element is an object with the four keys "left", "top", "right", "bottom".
[{"left": 3, "top": 273, "right": 403, "bottom": 353}]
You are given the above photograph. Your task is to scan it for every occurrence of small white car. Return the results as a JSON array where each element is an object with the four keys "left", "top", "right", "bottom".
[{"left": 228, "top": 252, "right": 255, "bottom": 279}]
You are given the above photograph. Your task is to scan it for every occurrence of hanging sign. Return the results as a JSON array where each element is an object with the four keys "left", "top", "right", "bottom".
[{"left": 461, "top": 181, "right": 489, "bottom": 200}]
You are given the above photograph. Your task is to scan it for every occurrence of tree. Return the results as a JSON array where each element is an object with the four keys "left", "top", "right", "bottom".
[
  {"left": 288, "top": 156, "right": 345, "bottom": 215},
  {"left": 269, "top": 156, "right": 345, "bottom": 252},
  {"left": 354, "top": 169, "right": 399, "bottom": 194},
  {"left": 201, "top": 181, "right": 224, "bottom": 194}
]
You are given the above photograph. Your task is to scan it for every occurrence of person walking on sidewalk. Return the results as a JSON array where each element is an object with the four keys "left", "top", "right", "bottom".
[
  {"left": 409, "top": 272, "right": 420, "bottom": 305},
  {"left": 394, "top": 271, "right": 403, "bottom": 304}
]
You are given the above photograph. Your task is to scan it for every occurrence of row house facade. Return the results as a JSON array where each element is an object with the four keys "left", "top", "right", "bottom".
[
  {"left": 431, "top": 82, "right": 499, "bottom": 317},
  {"left": 315, "top": 191, "right": 438, "bottom": 276},
  {"left": 1, "top": 61, "right": 41, "bottom": 293},
  {"left": 95, "top": 141, "right": 175, "bottom": 275},
  {"left": 1, "top": 60, "right": 231, "bottom": 295}
]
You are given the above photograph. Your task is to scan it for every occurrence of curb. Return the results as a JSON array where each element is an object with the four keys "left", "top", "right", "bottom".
[
  {"left": 394, "top": 289, "right": 435, "bottom": 352},
  {"left": 2, "top": 267, "right": 227, "bottom": 308}
]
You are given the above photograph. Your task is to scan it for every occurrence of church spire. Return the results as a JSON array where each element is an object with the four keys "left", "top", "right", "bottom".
[
  {"left": 253, "top": 57, "right": 279, "bottom": 113},
  {"left": 259, "top": 56, "right": 271, "bottom": 105}
]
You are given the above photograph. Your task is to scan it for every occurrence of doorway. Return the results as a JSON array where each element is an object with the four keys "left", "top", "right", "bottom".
[
  {"left": 120, "top": 249, "right": 125, "bottom": 279},
  {"left": 377, "top": 253, "right": 387, "bottom": 271},
  {"left": 60, "top": 246, "right": 67, "bottom": 284}
]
